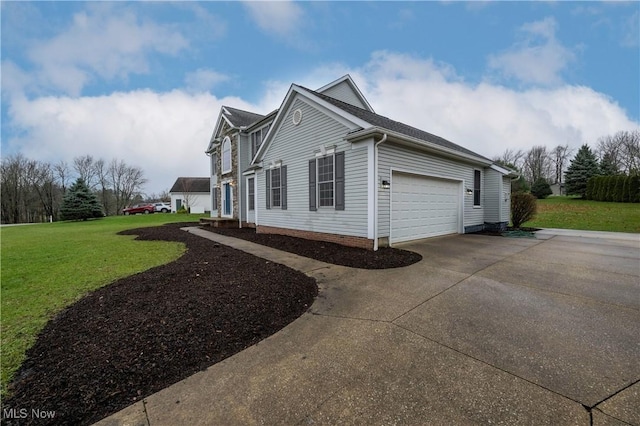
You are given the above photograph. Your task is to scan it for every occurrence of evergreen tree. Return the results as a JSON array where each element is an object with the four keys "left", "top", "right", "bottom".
[
  {"left": 60, "top": 178, "right": 104, "bottom": 221},
  {"left": 599, "top": 152, "right": 620, "bottom": 176},
  {"left": 565, "top": 144, "right": 600, "bottom": 198},
  {"left": 531, "top": 177, "right": 552, "bottom": 199}
]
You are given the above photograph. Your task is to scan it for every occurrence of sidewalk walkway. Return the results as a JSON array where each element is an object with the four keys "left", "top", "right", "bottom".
[{"left": 536, "top": 228, "right": 640, "bottom": 242}]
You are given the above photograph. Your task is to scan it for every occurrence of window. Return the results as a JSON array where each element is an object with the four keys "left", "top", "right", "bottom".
[
  {"left": 222, "top": 137, "right": 231, "bottom": 174},
  {"left": 309, "top": 152, "right": 344, "bottom": 211},
  {"left": 271, "top": 167, "right": 281, "bottom": 208},
  {"left": 473, "top": 170, "right": 481, "bottom": 206},
  {"left": 248, "top": 177, "right": 255, "bottom": 211},
  {"left": 251, "top": 124, "right": 271, "bottom": 159},
  {"left": 317, "top": 155, "right": 335, "bottom": 207},
  {"left": 266, "top": 165, "right": 286, "bottom": 210}
]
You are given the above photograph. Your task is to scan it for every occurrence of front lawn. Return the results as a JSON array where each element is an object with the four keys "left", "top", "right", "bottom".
[
  {"left": 523, "top": 197, "right": 640, "bottom": 233},
  {"left": 0, "top": 214, "right": 206, "bottom": 396}
]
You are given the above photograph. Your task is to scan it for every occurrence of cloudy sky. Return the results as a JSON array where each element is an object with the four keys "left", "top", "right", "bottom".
[{"left": 2, "top": 1, "right": 638, "bottom": 195}]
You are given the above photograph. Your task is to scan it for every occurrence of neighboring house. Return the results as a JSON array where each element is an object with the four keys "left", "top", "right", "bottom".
[
  {"left": 550, "top": 182, "right": 565, "bottom": 196},
  {"left": 205, "top": 75, "right": 516, "bottom": 249},
  {"left": 169, "top": 177, "right": 210, "bottom": 214}
]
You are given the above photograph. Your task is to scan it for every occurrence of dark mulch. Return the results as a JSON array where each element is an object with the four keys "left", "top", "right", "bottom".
[
  {"left": 205, "top": 227, "right": 422, "bottom": 269},
  {"left": 2, "top": 223, "right": 317, "bottom": 426}
]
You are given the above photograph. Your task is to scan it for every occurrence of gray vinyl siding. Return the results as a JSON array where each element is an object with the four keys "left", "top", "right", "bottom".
[
  {"left": 257, "top": 97, "right": 369, "bottom": 237},
  {"left": 320, "top": 81, "right": 368, "bottom": 110},
  {"left": 502, "top": 176, "right": 511, "bottom": 224},
  {"left": 378, "top": 143, "right": 484, "bottom": 237},
  {"left": 484, "top": 168, "right": 501, "bottom": 223}
]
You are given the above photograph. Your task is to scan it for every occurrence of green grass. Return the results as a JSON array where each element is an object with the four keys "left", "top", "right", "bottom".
[
  {"left": 0, "top": 214, "right": 206, "bottom": 395},
  {"left": 523, "top": 197, "right": 640, "bottom": 233}
]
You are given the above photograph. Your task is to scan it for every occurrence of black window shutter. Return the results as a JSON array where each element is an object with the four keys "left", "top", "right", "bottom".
[
  {"left": 309, "top": 159, "right": 317, "bottom": 211},
  {"left": 265, "top": 169, "right": 271, "bottom": 209},
  {"left": 335, "top": 152, "right": 345, "bottom": 210},
  {"left": 281, "top": 165, "right": 287, "bottom": 210}
]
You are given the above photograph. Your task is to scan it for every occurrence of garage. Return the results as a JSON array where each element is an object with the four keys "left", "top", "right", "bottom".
[{"left": 390, "top": 172, "right": 461, "bottom": 244}]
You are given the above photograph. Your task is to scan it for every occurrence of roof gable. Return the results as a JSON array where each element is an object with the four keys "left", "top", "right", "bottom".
[
  {"left": 317, "top": 75, "right": 374, "bottom": 112},
  {"left": 252, "top": 84, "right": 372, "bottom": 163},
  {"left": 222, "top": 106, "right": 265, "bottom": 128}
]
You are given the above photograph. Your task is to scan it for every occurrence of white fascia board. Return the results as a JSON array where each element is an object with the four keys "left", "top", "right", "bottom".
[
  {"left": 251, "top": 84, "right": 297, "bottom": 165},
  {"left": 490, "top": 163, "right": 519, "bottom": 177},
  {"left": 347, "top": 127, "right": 493, "bottom": 167}
]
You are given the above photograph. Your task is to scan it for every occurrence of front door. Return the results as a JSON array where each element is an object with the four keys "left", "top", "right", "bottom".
[{"left": 222, "top": 182, "right": 233, "bottom": 217}]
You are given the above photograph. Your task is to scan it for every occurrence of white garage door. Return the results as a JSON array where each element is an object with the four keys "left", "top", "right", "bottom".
[{"left": 391, "top": 173, "right": 461, "bottom": 244}]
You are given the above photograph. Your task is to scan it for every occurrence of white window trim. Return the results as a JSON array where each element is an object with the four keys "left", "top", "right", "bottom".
[
  {"left": 222, "top": 136, "right": 232, "bottom": 174},
  {"left": 317, "top": 153, "right": 335, "bottom": 208},
  {"left": 270, "top": 166, "right": 282, "bottom": 209},
  {"left": 247, "top": 176, "right": 255, "bottom": 212}
]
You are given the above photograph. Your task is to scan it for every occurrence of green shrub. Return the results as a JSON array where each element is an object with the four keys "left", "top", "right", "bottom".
[
  {"left": 177, "top": 206, "right": 188, "bottom": 214},
  {"left": 622, "top": 176, "right": 630, "bottom": 203},
  {"left": 630, "top": 175, "right": 640, "bottom": 203},
  {"left": 511, "top": 192, "right": 537, "bottom": 228},
  {"left": 585, "top": 178, "right": 595, "bottom": 200},
  {"left": 531, "top": 178, "right": 553, "bottom": 199},
  {"left": 596, "top": 176, "right": 606, "bottom": 201},
  {"left": 613, "top": 176, "right": 625, "bottom": 202}
]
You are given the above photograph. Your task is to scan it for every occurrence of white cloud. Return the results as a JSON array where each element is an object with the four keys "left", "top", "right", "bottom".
[
  {"left": 4, "top": 51, "right": 637, "bottom": 196},
  {"left": 184, "top": 69, "right": 230, "bottom": 92},
  {"left": 356, "top": 51, "right": 637, "bottom": 159},
  {"left": 488, "top": 17, "right": 576, "bottom": 86},
  {"left": 25, "top": 4, "right": 189, "bottom": 96},
  {"left": 4, "top": 90, "right": 260, "bottom": 195},
  {"left": 242, "top": 1, "right": 304, "bottom": 37}
]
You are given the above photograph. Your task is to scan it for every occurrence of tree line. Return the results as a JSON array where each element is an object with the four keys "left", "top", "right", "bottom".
[
  {"left": 1, "top": 154, "right": 157, "bottom": 224},
  {"left": 494, "top": 130, "right": 640, "bottom": 200}
]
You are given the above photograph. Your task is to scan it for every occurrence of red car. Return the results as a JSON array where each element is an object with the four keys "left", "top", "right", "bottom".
[{"left": 122, "top": 204, "right": 154, "bottom": 215}]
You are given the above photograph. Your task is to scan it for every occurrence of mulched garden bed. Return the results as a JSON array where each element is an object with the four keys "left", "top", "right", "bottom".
[
  {"left": 204, "top": 227, "right": 422, "bottom": 269},
  {"left": 2, "top": 223, "right": 317, "bottom": 426}
]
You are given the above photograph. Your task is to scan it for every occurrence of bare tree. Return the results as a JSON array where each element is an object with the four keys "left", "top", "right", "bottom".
[
  {"left": 53, "top": 160, "right": 71, "bottom": 193},
  {"left": 25, "top": 160, "right": 60, "bottom": 221},
  {"left": 73, "top": 155, "right": 98, "bottom": 189},
  {"left": 180, "top": 178, "right": 195, "bottom": 212},
  {"left": 551, "top": 144, "right": 572, "bottom": 184},
  {"left": 493, "top": 148, "right": 525, "bottom": 171},
  {"left": 109, "top": 159, "right": 147, "bottom": 212},
  {"left": 597, "top": 130, "right": 640, "bottom": 175},
  {"left": 523, "top": 145, "right": 552, "bottom": 184}
]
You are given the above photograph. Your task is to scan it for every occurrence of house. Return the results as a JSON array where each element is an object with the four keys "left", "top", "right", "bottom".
[
  {"left": 205, "top": 75, "right": 516, "bottom": 249},
  {"left": 169, "top": 177, "right": 210, "bottom": 214}
]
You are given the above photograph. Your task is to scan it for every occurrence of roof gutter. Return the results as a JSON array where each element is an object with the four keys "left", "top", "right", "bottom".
[{"left": 373, "top": 133, "right": 388, "bottom": 251}]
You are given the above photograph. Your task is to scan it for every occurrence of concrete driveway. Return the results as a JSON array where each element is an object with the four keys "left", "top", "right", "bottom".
[{"left": 99, "top": 230, "right": 640, "bottom": 426}]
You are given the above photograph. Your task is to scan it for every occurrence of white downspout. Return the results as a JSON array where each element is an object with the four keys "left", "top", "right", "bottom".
[{"left": 373, "top": 133, "right": 388, "bottom": 251}]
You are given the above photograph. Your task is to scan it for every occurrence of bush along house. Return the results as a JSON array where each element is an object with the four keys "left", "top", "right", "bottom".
[{"left": 205, "top": 75, "right": 516, "bottom": 249}]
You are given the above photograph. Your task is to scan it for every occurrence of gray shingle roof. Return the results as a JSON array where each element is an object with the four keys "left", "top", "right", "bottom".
[
  {"left": 170, "top": 177, "right": 210, "bottom": 193},
  {"left": 222, "top": 106, "right": 265, "bottom": 128},
  {"left": 307, "top": 88, "right": 490, "bottom": 161}
]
